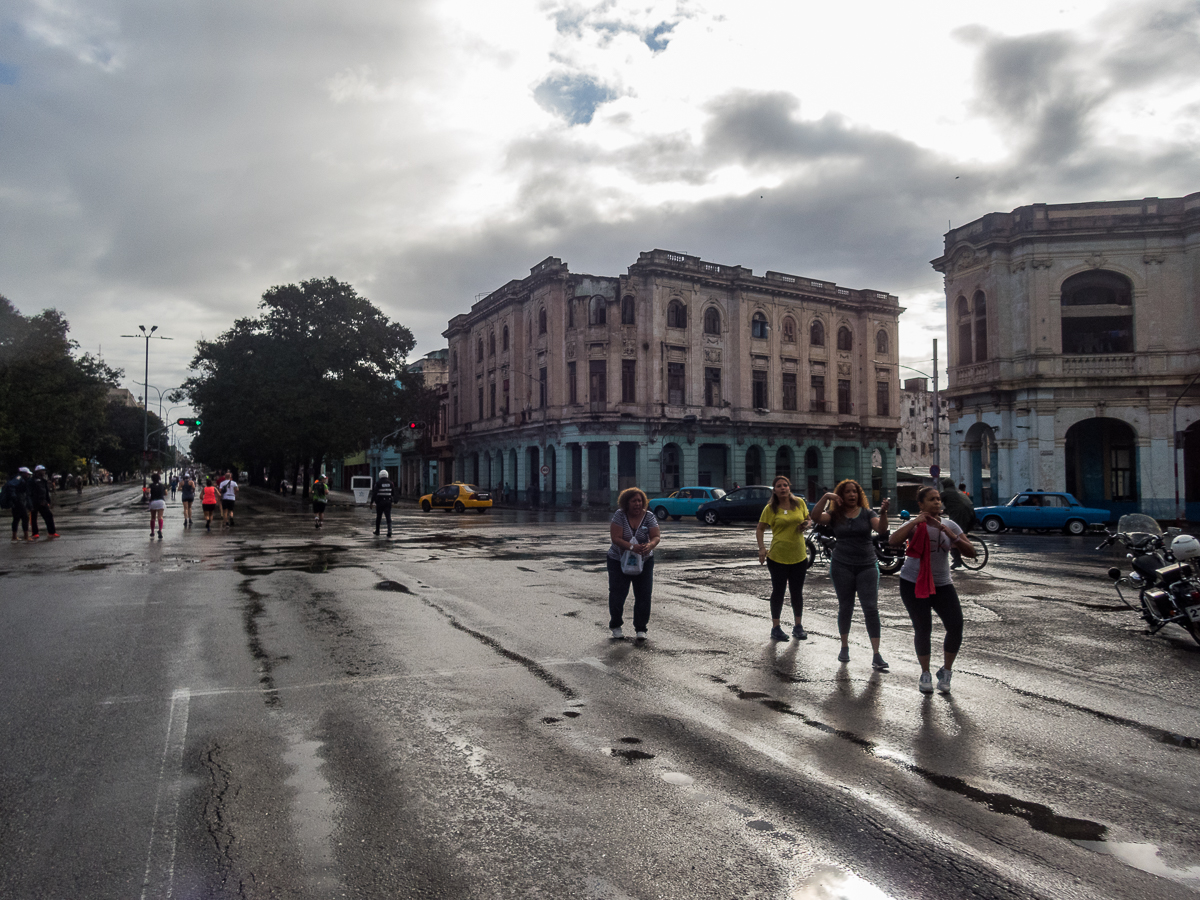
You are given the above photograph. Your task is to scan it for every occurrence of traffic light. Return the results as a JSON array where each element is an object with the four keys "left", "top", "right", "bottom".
[
  {"left": 407, "top": 421, "right": 426, "bottom": 430},
  {"left": 176, "top": 418, "right": 202, "bottom": 428}
]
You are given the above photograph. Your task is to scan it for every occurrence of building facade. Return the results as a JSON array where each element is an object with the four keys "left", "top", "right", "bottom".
[
  {"left": 896, "top": 378, "right": 951, "bottom": 477},
  {"left": 398, "top": 349, "right": 453, "bottom": 499},
  {"left": 932, "top": 193, "right": 1200, "bottom": 520},
  {"left": 444, "top": 250, "right": 903, "bottom": 507}
]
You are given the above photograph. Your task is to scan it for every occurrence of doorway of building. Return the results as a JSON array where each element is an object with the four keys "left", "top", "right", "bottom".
[
  {"left": 745, "top": 446, "right": 763, "bottom": 486},
  {"left": 661, "top": 443, "right": 681, "bottom": 493},
  {"left": 833, "top": 446, "right": 858, "bottom": 485},
  {"left": 1065, "top": 417, "right": 1138, "bottom": 517},
  {"left": 698, "top": 444, "right": 728, "bottom": 488}
]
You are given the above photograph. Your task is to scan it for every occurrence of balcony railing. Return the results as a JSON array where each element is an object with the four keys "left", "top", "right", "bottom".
[{"left": 1063, "top": 354, "right": 1136, "bottom": 376}]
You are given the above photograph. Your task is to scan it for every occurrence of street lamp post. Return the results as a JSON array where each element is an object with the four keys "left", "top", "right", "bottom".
[{"left": 120, "top": 326, "right": 172, "bottom": 488}]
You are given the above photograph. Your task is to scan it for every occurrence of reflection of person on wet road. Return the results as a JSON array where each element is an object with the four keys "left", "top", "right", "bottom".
[
  {"left": 312, "top": 474, "right": 329, "bottom": 529},
  {"left": 369, "top": 470, "right": 393, "bottom": 537},
  {"left": 201, "top": 478, "right": 219, "bottom": 531},
  {"left": 812, "top": 479, "right": 890, "bottom": 670},
  {"left": 607, "top": 487, "right": 661, "bottom": 642},
  {"left": 148, "top": 472, "right": 166, "bottom": 539},
  {"left": 756, "top": 475, "right": 810, "bottom": 642},
  {"left": 180, "top": 473, "right": 195, "bottom": 527},
  {"left": 890, "top": 485, "right": 973, "bottom": 694}
]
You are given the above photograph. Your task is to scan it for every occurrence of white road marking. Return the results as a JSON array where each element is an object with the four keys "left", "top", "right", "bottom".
[{"left": 139, "top": 689, "right": 190, "bottom": 900}]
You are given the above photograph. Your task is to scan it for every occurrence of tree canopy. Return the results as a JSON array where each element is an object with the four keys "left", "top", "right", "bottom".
[
  {"left": 0, "top": 295, "right": 125, "bottom": 477},
  {"left": 179, "top": 277, "right": 425, "bottom": 481}
]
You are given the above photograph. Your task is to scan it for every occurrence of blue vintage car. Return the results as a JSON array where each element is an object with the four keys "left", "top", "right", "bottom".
[
  {"left": 974, "top": 491, "right": 1112, "bottom": 535},
  {"left": 650, "top": 486, "right": 727, "bottom": 521}
]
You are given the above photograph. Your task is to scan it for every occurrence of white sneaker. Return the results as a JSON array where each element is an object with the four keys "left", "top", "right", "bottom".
[
  {"left": 936, "top": 667, "right": 952, "bottom": 693},
  {"left": 635, "top": 631, "right": 647, "bottom": 642},
  {"left": 611, "top": 627, "right": 624, "bottom": 640},
  {"left": 919, "top": 671, "right": 934, "bottom": 693}
]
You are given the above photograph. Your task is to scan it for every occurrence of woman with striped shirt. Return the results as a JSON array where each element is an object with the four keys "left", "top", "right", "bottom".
[{"left": 607, "top": 487, "right": 661, "bottom": 642}]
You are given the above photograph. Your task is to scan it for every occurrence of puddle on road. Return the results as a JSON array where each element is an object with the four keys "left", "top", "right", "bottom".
[
  {"left": 609, "top": 748, "right": 655, "bottom": 764},
  {"left": 375, "top": 580, "right": 412, "bottom": 593},
  {"left": 661, "top": 771, "right": 694, "bottom": 786},
  {"left": 74, "top": 563, "right": 111, "bottom": 571},
  {"left": 1075, "top": 840, "right": 1200, "bottom": 885},
  {"left": 282, "top": 731, "right": 343, "bottom": 896},
  {"left": 792, "top": 866, "right": 893, "bottom": 899}
]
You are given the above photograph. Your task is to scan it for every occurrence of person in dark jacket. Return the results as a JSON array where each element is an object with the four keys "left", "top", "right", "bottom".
[
  {"left": 369, "top": 469, "right": 394, "bottom": 537},
  {"left": 7, "top": 467, "right": 32, "bottom": 541},
  {"left": 29, "top": 465, "right": 58, "bottom": 539},
  {"left": 940, "top": 478, "right": 976, "bottom": 569}
]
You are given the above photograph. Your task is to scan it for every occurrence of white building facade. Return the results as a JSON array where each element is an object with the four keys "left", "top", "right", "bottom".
[{"left": 932, "top": 194, "right": 1200, "bottom": 520}]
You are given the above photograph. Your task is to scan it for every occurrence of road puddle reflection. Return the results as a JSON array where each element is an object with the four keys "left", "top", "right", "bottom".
[
  {"left": 283, "top": 731, "right": 343, "bottom": 896},
  {"left": 793, "top": 866, "right": 892, "bottom": 899},
  {"left": 1074, "top": 840, "right": 1200, "bottom": 885}
]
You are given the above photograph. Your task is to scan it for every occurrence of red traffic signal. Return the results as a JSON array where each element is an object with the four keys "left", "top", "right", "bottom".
[{"left": 407, "top": 421, "right": 426, "bottom": 430}]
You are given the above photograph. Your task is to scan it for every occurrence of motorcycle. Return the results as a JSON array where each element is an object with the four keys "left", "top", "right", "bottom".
[
  {"left": 1098, "top": 513, "right": 1200, "bottom": 645},
  {"left": 805, "top": 523, "right": 904, "bottom": 575}
]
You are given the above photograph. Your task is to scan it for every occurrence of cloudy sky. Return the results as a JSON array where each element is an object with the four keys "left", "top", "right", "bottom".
[{"left": 2, "top": 0, "right": 1198, "bottom": 404}]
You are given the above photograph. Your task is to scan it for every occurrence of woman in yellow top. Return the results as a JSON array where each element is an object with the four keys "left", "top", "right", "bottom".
[{"left": 756, "top": 475, "right": 811, "bottom": 642}]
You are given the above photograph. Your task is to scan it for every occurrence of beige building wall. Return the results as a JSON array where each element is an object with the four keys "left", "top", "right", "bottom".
[{"left": 444, "top": 251, "right": 903, "bottom": 507}]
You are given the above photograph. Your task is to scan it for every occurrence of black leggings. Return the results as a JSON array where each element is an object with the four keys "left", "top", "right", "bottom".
[
  {"left": 375, "top": 501, "right": 392, "bottom": 532},
  {"left": 11, "top": 507, "right": 29, "bottom": 537},
  {"left": 31, "top": 504, "right": 54, "bottom": 535},
  {"left": 899, "top": 578, "right": 964, "bottom": 657},
  {"left": 830, "top": 559, "right": 881, "bottom": 639},
  {"left": 766, "top": 558, "right": 807, "bottom": 621}
]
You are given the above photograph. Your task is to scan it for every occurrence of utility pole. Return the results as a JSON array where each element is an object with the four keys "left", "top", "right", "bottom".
[
  {"left": 932, "top": 338, "right": 940, "bottom": 475},
  {"left": 120, "top": 326, "right": 172, "bottom": 490}
]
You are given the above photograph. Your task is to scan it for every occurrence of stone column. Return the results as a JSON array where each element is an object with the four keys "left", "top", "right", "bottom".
[
  {"left": 580, "top": 442, "right": 590, "bottom": 507},
  {"left": 681, "top": 440, "right": 699, "bottom": 486},
  {"left": 609, "top": 440, "right": 620, "bottom": 508},
  {"left": 516, "top": 447, "right": 527, "bottom": 506},
  {"left": 638, "top": 440, "right": 656, "bottom": 494},
  {"left": 821, "top": 444, "right": 836, "bottom": 495},
  {"left": 554, "top": 443, "right": 568, "bottom": 507}
]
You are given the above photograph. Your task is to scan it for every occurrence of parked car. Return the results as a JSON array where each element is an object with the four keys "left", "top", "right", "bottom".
[
  {"left": 419, "top": 482, "right": 493, "bottom": 513},
  {"left": 974, "top": 491, "right": 1110, "bottom": 534},
  {"left": 696, "top": 485, "right": 774, "bottom": 525},
  {"left": 650, "top": 486, "right": 727, "bottom": 521}
]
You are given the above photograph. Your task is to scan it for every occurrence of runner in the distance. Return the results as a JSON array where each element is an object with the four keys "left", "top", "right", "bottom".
[
  {"left": 148, "top": 472, "right": 166, "bottom": 539},
  {"left": 312, "top": 473, "right": 329, "bottom": 529},
  {"left": 218, "top": 470, "right": 238, "bottom": 527},
  {"left": 180, "top": 472, "right": 196, "bottom": 527},
  {"left": 201, "top": 477, "right": 219, "bottom": 531}
]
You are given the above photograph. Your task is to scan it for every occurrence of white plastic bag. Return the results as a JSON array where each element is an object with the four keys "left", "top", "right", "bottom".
[{"left": 621, "top": 543, "right": 644, "bottom": 575}]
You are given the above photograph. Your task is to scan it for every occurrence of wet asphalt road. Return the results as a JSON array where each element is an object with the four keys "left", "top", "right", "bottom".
[{"left": 4, "top": 487, "right": 1200, "bottom": 899}]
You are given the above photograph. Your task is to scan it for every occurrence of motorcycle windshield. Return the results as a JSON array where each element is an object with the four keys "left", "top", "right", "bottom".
[{"left": 1117, "top": 513, "right": 1162, "bottom": 536}]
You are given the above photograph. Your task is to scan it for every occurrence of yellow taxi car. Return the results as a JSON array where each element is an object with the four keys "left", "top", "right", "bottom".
[{"left": 419, "top": 482, "right": 493, "bottom": 513}]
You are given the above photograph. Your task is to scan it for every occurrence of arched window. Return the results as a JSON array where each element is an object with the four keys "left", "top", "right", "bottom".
[
  {"left": 875, "top": 329, "right": 888, "bottom": 356},
  {"left": 751, "top": 312, "right": 768, "bottom": 339},
  {"left": 589, "top": 296, "right": 606, "bottom": 326},
  {"left": 488, "top": 332, "right": 495, "bottom": 356},
  {"left": 667, "top": 300, "right": 687, "bottom": 329},
  {"left": 476, "top": 338, "right": 484, "bottom": 363},
  {"left": 538, "top": 307, "right": 547, "bottom": 335},
  {"left": 502, "top": 325, "right": 509, "bottom": 351},
  {"left": 781, "top": 317, "right": 796, "bottom": 343},
  {"left": 703, "top": 307, "right": 721, "bottom": 335},
  {"left": 621, "top": 296, "right": 635, "bottom": 325},
  {"left": 956, "top": 296, "right": 973, "bottom": 365},
  {"left": 810, "top": 320, "right": 825, "bottom": 346},
  {"left": 837, "top": 326, "right": 853, "bottom": 352},
  {"left": 1061, "top": 270, "right": 1133, "bottom": 354},
  {"left": 973, "top": 291, "right": 988, "bottom": 362}
]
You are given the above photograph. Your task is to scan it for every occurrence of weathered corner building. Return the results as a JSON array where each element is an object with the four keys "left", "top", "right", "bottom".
[
  {"left": 443, "top": 250, "right": 903, "bottom": 507},
  {"left": 933, "top": 193, "right": 1200, "bottom": 518}
]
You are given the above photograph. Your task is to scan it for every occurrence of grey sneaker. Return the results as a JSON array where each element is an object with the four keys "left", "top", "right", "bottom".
[
  {"left": 611, "top": 627, "right": 624, "bottom": 640},
  {"left": 919, "top": 671, "right": 934, "bottom": 693},
  {"left": 837, "top": 646, "right": 850, "bottom": 663},
  {"left": 936, "top": 667, "right": 952, "bottom": 693},
  {"left": 770, "top": 626, "right": 790, "bottom": 642},
  {"left": 872, "top": 653, "right": 889, "bottom": 671},
  {"left": 635, "top": 631, "right": 648, "bottom": 642},
  {"left": 792, "top": 624, "right": 808, "bottom": 640}
]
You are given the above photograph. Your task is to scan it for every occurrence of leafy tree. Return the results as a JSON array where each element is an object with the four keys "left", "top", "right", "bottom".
[
  {"left": 179, "top": 278, "right": 420, "bottom": 491},
  {"left": 0, "top": 295, "right": 123, "bottom": 477}
]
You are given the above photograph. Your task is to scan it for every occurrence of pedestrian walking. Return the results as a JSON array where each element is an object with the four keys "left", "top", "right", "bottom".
[
  {"left": 180, "top": 472, "right": 196, "bottom": 527},
  {"left": 4, "top": 467, "right": 33, "bottom": 541},
  {"left": 312, "top": 474, "right": 329, "bottom": 529},
  {"left": 218, "top": 470, "right": 238, "bottom": 527},
  {"left": 607, "top": 487, "right": 661, "bottom": 642},
  {"left": 148, "top": 472, "right": 166, "bottom": 539},
  {"left": 756, "top": 475, "right": 811, "bottom": 642},
  {"left": 812, "top": 479, "right": 891, "bottom": 670},
  {"left": 75, "top": 475, "right": 83, "bottom": 496},
  {"left": 169, "top": 473, "right": 179, "bottom": 501},
  {"left": 939, "top": 478, "right": 977, "bottom": 569},
  {"left": 201, "top": 477, "right": 219, "bottom": 531},
  {"left": 889, "top": 485, "right": 974, "bottom": 693},
  {"left": 369, "top": 470, "right": 394, "bottom": 536},
  {"left": 29, "top": 465, "right": 58, "bottom": 539}
]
